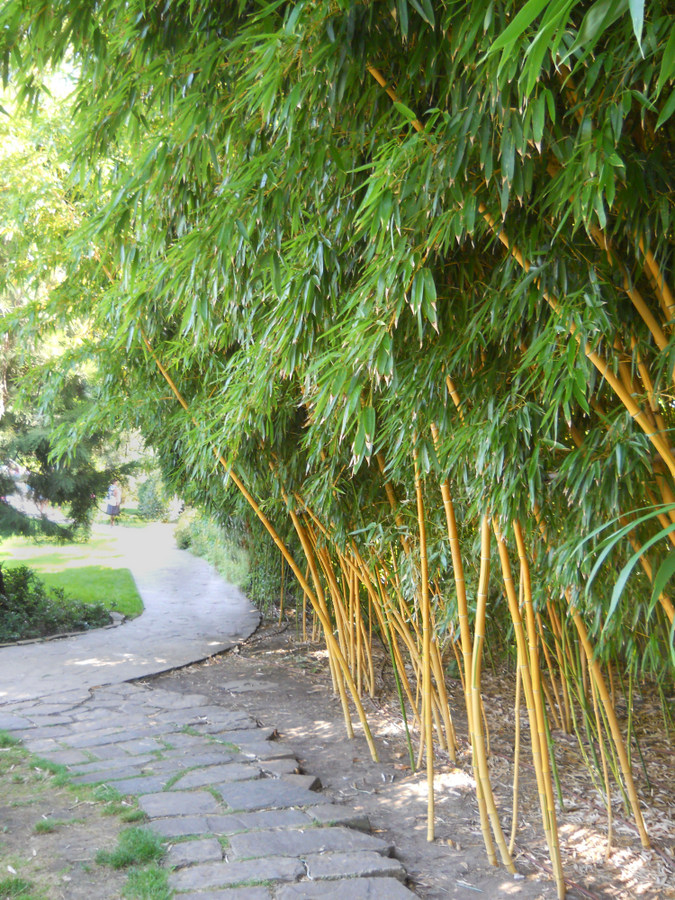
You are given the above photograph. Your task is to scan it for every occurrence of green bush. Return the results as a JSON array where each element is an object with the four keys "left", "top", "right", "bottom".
[
  {"left": 173, "top": 510, "right": 296, "bottom": 616},
  {"left": 173, "top": 511, "right": 248, "bottom": 587},
  {"left": 0, "top": 564, "right": 111, "bottom": 643},
  {"left": 136, "top": 474, "right": 169, "bottom": 521},
  {"left": 173, "top": 508, "right": 197, "bottom": 549}
]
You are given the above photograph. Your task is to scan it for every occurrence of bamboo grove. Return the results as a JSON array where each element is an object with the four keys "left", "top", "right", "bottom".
[{"left": 2, "top": 1, "right": 674, "bottom": 895}]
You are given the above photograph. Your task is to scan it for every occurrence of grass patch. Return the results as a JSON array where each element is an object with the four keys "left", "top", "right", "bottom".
[
  {"left": 33, "top": 817, "right": 81, "bottom": 834},
  {"left": 0, "top": 730, "right": 21, "bottom": 748},
  {"left": 120, "top": 808, "right": 148, "bottom": 824},
  {"left": 123, "top": 864, "right": 171, "bottom": 899},
  {"left": 90, "top": 783, "right": 145, "bottom": 819},
  {"left": 39, "top": 567, "right": 141, "bottom": 617},
  {"left": 33, "top": 757, "right": 68, "bottom": 776},
  {"left": 0, "top": 877, "right": 36, "bottom": 898},
  {"left": 0, "top": 531, "right": 143, "bottom": 620},
  {"left": 96, "top": 827, "right": 165, "bottom": 869},
  {"left": 179, "top": 724, "right": 238, "bottom": 752},
  {"left": 0, "top": 730, "right": 150, "bottom": 899}
]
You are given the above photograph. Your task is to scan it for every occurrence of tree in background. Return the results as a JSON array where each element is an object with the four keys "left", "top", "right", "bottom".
[
  {"left": 0, "top": 83, "right": 133, "bottom": 536},
  {"left": 0, "top": 1, "right": 673, "bottom": 893}
]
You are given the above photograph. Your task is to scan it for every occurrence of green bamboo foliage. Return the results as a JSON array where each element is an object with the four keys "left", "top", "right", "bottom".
[{"left": 1, "top": 1, "right": 673, "bottom": 893}]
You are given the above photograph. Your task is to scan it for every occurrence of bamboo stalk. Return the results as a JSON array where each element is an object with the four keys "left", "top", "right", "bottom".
[
  {"left": 493, "top": 522, "right": 560, "bottom": 879},
  {"left": 413, "top": 448, "right": 435, "bottom": 842},
  {"left": 354, "top": 552, "right": 423, "bottom": 732},
  {"left": 590, "top": 671, "right": 614, "bottom": 859},
  {"left": 471, "top": 517, "right": 514, "bottom": 869},
  {"left": 639, "top": 238, "right": 675, "bottom": 323},
  {"left": 376, "top": 452, "right": 411, "bottom": 554},
  {"left": 511, "top": 521, "right": 565, "bottom": 898},
  {"left": 302, "top": 563, "right": 309, "bottom": 642},
  {"left": 591, "top": 227, "right": 670, "bottom": 358},
  {"left": 547, "top": 602, "right": 574, "bottom": 732},
  {"left": 288, "top": 509, "right": 356, "bottom": 741},
  {"left": 278, "top": 552, "right": 285, "bottom": 625},
  {"left": 509, "top": 660, "right": 522, "bottom": 856},
  {"left": 428, "top": 617, "right": 457, "bottom": 759},
  {"left": 431, "top": 422, "right": 473, "bottom": 736},
  {"left": 537, "top": 613, "right": 564, "bottom": 732},
  {"left": 533, "top": 505, "right": 650, "bottom": 848}
]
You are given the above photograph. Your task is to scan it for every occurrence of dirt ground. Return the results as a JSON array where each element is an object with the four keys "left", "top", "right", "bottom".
[
  {"left": 0, "top": 745, "right": 132, "bottom": 899},
  {"left": 152, "top": 622, "right": 675, "bottom": 900}
]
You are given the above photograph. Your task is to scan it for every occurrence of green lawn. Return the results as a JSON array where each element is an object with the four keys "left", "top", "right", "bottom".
[{"left": 0, "top": 534, "right": 143, "bottom": 618}]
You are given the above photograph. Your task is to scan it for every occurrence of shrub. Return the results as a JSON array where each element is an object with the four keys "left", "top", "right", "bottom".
[
  {"left": 173, "top": 510, "right": 297, "bottom": 617},
  {"left": 0, "top": 564, "right": 110, "bottom": 643},
  {"left": 173, "top": 511, "right": 248, "bottom": 586},
  {"left": 173, "top": 508, "right": 197, "bottom": 549}
]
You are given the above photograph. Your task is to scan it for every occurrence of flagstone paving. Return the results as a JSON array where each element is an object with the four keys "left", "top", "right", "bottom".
[{"left": 3, "top": 681, "right": 416, "bottom": 897}]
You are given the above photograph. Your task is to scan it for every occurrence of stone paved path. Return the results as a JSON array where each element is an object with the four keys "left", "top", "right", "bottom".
[
  {"left": 3, "top": 681, "right": 415, "bottom": 897},
  {"left": 0, "top": 524, "right": 416, "bottom": 897}
]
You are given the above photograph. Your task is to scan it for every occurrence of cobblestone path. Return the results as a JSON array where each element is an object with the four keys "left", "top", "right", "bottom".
[{"left": 3, "top": 681, "right": 416, "bottom": 898}]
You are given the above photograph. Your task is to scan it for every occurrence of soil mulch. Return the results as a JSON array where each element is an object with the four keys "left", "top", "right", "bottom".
[{"left": 151, "top": 622, "right": 675, "bottom": 900}]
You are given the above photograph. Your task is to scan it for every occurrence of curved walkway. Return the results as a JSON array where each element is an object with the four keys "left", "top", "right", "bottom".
[
  {"left": 0, "top": 523, "right": 260, "bottom": 704},
  {"left": 0, "top": 524, "right": 415, "bottom": 897}
]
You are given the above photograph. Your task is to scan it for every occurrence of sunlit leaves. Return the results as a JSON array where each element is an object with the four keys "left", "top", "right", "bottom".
[{"left": 1, "top": 0, "right": 673, "bottom": 677}]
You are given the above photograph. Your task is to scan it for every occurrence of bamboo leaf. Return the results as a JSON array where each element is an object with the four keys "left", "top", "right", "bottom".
[
  {"left": 656, "top": 28, "right": 675, "bottom": 96},
  {"left": 650, "top": 550, "right": 675, "bottom": 612},
  {"left": 655, "top": 87, "right": 675, "bottom": 130},
  {"left": 408, "top": 0, "right": 435, "bottom": 28},
  {"left": 532, "top": 94, "right": 546, "bottom": 145},
  {"left": 563, "top": 0, "right": 629, "bottom": 63},
  {"left": 397, "top": 0, "right": 409, "bottom": 39},
  {"left": 607, "top": 523, "right": 675, "bottom": 622},
  {"left": 235, "top": 218, "right": 250, "bottom": 242},
  {"left": 488, "top": 0, "right": 549, "bottom": 54},
  {"left": 628, "top": 0, "right": 644, "bottom": 47},
  {"left": 393, "top": 100, "right": 418, "bottom": 122}
]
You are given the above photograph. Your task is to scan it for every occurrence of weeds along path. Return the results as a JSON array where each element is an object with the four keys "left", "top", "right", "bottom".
[{"left": 0, "top": 523, "right": 260, "bottom": 706}]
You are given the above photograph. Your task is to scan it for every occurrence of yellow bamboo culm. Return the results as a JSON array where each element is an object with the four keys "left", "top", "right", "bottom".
[
  {"left": 509, "top": 661, "right": 522, "bottom": 856},
  {"left": 569, "top": 605, "right": 649, "bottom": 847},
  {"left": 428, "top": 615, "right": 457, "bottom": 760},
  {"left": 413, "top": 448, "right": 435, "bottom": 842},
  {"left": 430, "top": 423, "right": 474, "bottom": 735},
  {"left": 278, "top": 552, "right": 285, "bottom": 625},
  {"left": 471, "top": 517, "right": 513, "bottom": 869},
  {"left": 639, "top": 237, "right": 675, "bottom": 323},
  {"left": 494, "top": 521, "right": 560, "bottom": 889},
  {"left": 511, "top": 521, "right": 565, "bottom": 899},
  {"left": 532, "top": 504, "right": 650, "bottom": 848},
  {"left": 536, "top": 614, "right": 564, "bottom": 731},
  {"left": 590, "top": 673, "right": 614, "bottom": 859},
  {"left": 546, "top": 602, "right": 573, "bottom": 733},
  {"left": 287, "top": 508, "right": 358, "bottom": 741}
]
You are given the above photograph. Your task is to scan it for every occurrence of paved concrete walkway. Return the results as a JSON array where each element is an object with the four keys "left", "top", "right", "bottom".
[
  {"left": 0, "top": 523, "right": 260, "bottom": 703},
  {"left": 0, "top": 524, "right": 415, "bottom": 897}
]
